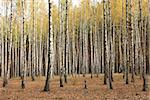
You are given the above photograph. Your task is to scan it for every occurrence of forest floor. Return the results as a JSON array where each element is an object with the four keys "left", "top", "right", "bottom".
[{"left": 0, "top": 74, "right": 150, "bottom": 100}]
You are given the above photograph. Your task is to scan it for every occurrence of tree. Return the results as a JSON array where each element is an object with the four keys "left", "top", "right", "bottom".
[
  {"left": 28, "top": 0, "right": 32, "bottom": 77},
  {"left": 21, "top": 0, "right": 25, "bottom": 89},
  {"left": 126, "top": 0, "right": 132, "bottom": 84},
  {"left": 131, "top": 0, "right": 135, "bottom": 82},
  {"left": 39, "top": 15, "right": 43, "bottom": 77},
  {"left": 59, "top": 0, "right": 64, "bottom": 87},
  {"left": 135, "top": 0, "right": 140, "bottom": 76},
  {"left": 125, "top": 0, "right": 131, "bottom": 85},
  {"left": 90, "top": 1, "right": 94, "bottom": 78},
  {"left": 107, "top": 0, "right": 113, "bottom": 89},
  {"left": 139, "top": 0, "right": 148, "bottom": 91},
  {"left": 43, "top": 0, "right": 52, "bottom": 92},
  {"left": 138, "top": 0, "right": 143, "bottom": 79},
  {"left": 64, "top": 0, "right": 68, "bottom": 83},
  {"left": 3, "top": 0, "right": 13, "bottom": 87},
  {"left": 32, "top": 0, "right": 35, "bottom": 81},
  {"left": 142, "top": 16, "right": 148, "bottom": 91},
  {"left": 93, "top": 0, "right": 99, "bottom": 77},
  {"left": 121, "top": 0, "right": 125, "bottom": 78},
  {"left": 103, "top": 0, "right": 107, "bottom": 85},
  {"left": 119, "top": 0, "right": 123, "bottom": 74},
  {"left": 1, "top": 6, "right": 4, "bottom": 79}
]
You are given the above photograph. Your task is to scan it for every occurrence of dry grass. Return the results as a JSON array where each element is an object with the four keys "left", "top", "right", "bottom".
[{"left": 0, "top": 74, "right": 149, "bottom": 100}]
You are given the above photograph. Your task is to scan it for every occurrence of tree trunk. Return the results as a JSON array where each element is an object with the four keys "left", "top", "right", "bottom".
[
  {"left": 32, "top": 0, "right": 35, "bottom": 81},
  {"left": 139, "top": 0, "right": 143, "bottom": 79},
  {"left": 135, "top": 0, "right": 139, "bottom": 75},
  {"left": 21, "top": 0, "right": 25, "bottom": 89},
  {"left": 64, "top": 0, "right": 68, "bottom": 83},
  {"left": 3, "top": 0, "right": 12, "bottom": 87},
  {"left": 1, "top": 12, "right": 4, "bottom": 79},
  {"left": 125, "top": 0, "right": 132, "bottom": 84},
  {"left": 127, "top": 0, "right": 132, "bottom": 84},
  {"left": 39, "top": 17, "right": 43, "bottom": 76},
  {"left": 142, "top": 17, "right": 148, "bottom": 91},
  {"left": 59, "top": 0, "right": 64, "bottom": 87},
  {"left": 44, "top": 0, "right": 51, "bottom": 92},
  {"left": 90, "top": 5, "right": 94, "bottom": 78},
  {"left": 103, "top": 0, "right": 107, "bottom": 85},
  {"left": 107, "top": 0, "right": 113, "bottom": 89},
  {"left": 131, "top": 3, "right": 135, "bottom": 82}
]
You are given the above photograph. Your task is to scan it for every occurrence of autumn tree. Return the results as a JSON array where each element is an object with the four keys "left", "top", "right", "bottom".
[
  {"left": 3, "top": 0, "right": 13, "bottom": 87},
  {"left": 43, "top": 0, "right": 52, "bottom": 92}
]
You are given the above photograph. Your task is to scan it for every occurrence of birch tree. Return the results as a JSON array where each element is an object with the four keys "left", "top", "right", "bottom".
[
  {"left": 103, "top": 0, "right": 107, "bottom": 85},
  {"left": 135, "top": 0, "right": 140, "bottom": 75},
  {"left": 59, "top": 0, "right": 64, "bottom": 87},
  {"left": 44, "top": 0, "right": 52, "bottom": 92},
  {"left": 3, "top": 0, "right": 12, "bottom": 87},
  {"left": 64, "top": 0, "right": 68, "bottom": 83},
  {"left": 125, "top": 0, "right": 132, "bottom": 84},
  {"left": 107, "top": 0, "right": 113, "bottom": 89},
  {"left": 32, "top": 0, "right": 35, "bottom": 81},
  {"left": 1, "top": 8, "right": 4, "bottom": 79},
  {"left": 21, "top": 0, "right": 25, "bottom": 89}
]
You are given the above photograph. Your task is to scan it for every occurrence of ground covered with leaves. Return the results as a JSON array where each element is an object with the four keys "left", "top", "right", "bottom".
[{"left": 0, "top": 74, "right": 149, "bottom": 100}]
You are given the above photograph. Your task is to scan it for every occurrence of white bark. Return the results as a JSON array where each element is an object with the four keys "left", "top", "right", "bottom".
[
  {"left": 28, "top": 21, "right": 32, "bottom": 77},
  {"left": 135, "top": 0, "right": 139, "bottom": 75},
  {"left": 39, "top": 18, "right": 43, "bottom": 76},
  {"left": 1, "top": 16, "right": 4, "bottom": 78},
  {"left": 32, "top": 0, "right": 35, "bottom": 79},
  {"left": 90, "top": 9, "right": 94, "bottom": 77},
  {"left": 7, "top": 0, "right": 13, "bottom": 80}
]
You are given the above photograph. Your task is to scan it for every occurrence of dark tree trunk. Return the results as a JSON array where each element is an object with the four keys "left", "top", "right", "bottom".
[
  {"left": 44, "top": 0, "right": 51, "bottom": 92},
  {"left": 103, "top": 0, "right": 107, "bottom": 85}
]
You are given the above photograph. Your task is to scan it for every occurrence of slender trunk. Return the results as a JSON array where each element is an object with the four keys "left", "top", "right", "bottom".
[
  {"left": 90, "top": 5, "right": 94, "bottom": 78},
  {"left": 135, "top": 0, "right": 139, "bottom": 75},
  {"left": 39, "top": 18, "right": 43, "bottom": 76},
  {"left": 125, "top": 0, "right": 131, "bottom": 84},
  {"left": 112, "top": 22, "right": 115, "bottom": 80},
  {"left": 28, "top": 22, "right": 32, "bottom": 77},
  {"left": 131, "top": 4, "right": 135, "bottom": 82},
  {"left": 4, "top": 2, "right": 8, "bottom": 87},
  {"left": 3, "top": 0, "right": 12, "bottom": 87},
  {"left": 127, "top": 0, "right": 132, "bottom": 84},
  {"left": 64, "top": 0, "right": 68, "bottom": 83},
  {"left": 21, "top": 0, "right": 25, "bottom": 89},
  {"left": 7, "top": 0, "right": 13, "bottom": 79},
  {"left": 1, "top": 14, "right": 4, "bottom": 78},
  {"left": 142, "top": 17, "right": 148, "bottom": 91},
  {"left": 78, "top": 10, "right": 81, "bottom": 75},
  {"left": 93, "top": 0, "right": 99, "bottom": 77},
  {"left": 35, "top": 17, "right": 38, "bottom": 76},
  {"left": 119, "top": 21, "right": 123, "bottom": 73},
  {"left": 32, "top": 0, "right": 35, "bottom": 81},
  {"left": 83, "top": 1, "right": 87, "bottom": 77},
  {"left": 139, "top": 0, "right": 143, "bottom": 79},
  {"left": 103, "top": 0, "right": 107, "bottom": 85},
  {"left": 121, "top": 0, "right": 125, "bottom": 78},
  {"left": 44, "top": 0, "right": 51, "bottom": 92},
  {"left": 107, "top": 0, "right": 113, "bottom": 89},
  {"left": 71, "top": 11, "right": 74, "bottom": 75},
  {"left": 59, "top": 0, "right": 63, "bottom": 87}
]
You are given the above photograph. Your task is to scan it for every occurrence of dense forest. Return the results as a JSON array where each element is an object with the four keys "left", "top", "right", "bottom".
[{"left": 0, "top": 0, "right": 150, "bottom": 99}]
